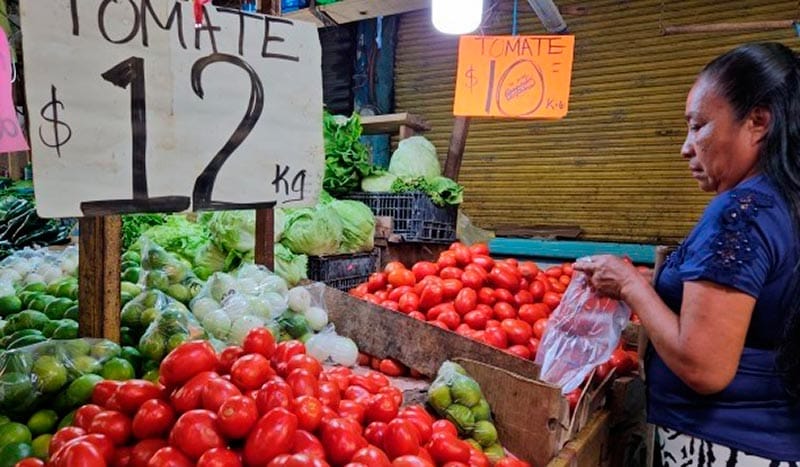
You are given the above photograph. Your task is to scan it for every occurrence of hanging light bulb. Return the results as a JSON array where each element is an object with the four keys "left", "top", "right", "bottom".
[{"left": 432, "top": 0, "right": 483, "bottom": 35}]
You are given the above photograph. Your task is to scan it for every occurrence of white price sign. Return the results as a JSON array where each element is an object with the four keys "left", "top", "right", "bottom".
[{"left": 21, "top": 0, "right": 324, "bottom": 218}]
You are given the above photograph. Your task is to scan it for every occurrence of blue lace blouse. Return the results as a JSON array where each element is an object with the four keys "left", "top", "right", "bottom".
[{"left": 648, "top": 174, "right": 800, "bottom": 461}]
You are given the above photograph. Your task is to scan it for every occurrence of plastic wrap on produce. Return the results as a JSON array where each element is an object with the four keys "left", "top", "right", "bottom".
[
  {"left": 137, "top": 237, "right": 204, "bottom": 305},
  {"left": 535, "top": 262, "right": 631, "bottom": 393},
  {"left": 133, "top": 290, "right": 208, "bottom": 362}
]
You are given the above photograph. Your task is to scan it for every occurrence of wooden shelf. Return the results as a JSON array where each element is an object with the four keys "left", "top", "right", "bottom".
[
  {"left": 360, "top": 112, "right": 430, "bottom": 137},
  {"left": 283, "top": 0, "right": 429, "bottom": 28}
]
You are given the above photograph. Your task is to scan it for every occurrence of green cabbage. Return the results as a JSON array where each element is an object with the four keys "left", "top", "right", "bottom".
[
  {"left": 281, "top": 206, "right": 343, "bottom": 256},
  {"left": 205, "top": 211, "right": 255, "bottom": 254},
  {"left": 388, "top": 136, "right": 441, "bottom": 180},
  {"left": 274, "top": 243, "right": 308, "bottom": 286},
  {"left": 135, "top": 215, "right": 210, "bottom": 261},
  {"left": 329, "top": 200, "right": 375, "bottom": 253},
  {"left": 361, "top": 171, "right": 399, "bottom": 193},
  {"left": 193, "top": 243, "right": 227, "bottom": 280}
]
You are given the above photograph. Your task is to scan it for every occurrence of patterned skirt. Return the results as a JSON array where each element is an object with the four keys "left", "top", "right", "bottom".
[{"left": 655, "top": 427, "right": 797, "bottom": 467}]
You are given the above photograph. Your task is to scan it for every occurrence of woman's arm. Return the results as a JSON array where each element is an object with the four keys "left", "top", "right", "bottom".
[{"left": 575, "top": 256, "right": 755, "bottom": 395}]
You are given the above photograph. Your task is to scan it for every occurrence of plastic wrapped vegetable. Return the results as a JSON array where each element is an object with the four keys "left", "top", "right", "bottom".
[
  {"left": 138, "top": 238, "right": 204, "bottom": 305},
  {"left": 428, "top": 361, "right": 505, "bottom": 459},
  {"left": 535, "top": 262, "right": 631, "bottom": 393},
  {"left": 0, "top": 338, "right": 123, "bottom": 419},
  {"left": 305, "top": 325, "right": 358, "bottom": 367},
  {"left": 137, "top": 292, "right": 207, "bottom": 363}
]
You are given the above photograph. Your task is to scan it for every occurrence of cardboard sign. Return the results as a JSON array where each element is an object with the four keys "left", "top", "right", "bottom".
[
  {"left": 21, "top": 1, "right": 324, "bottom": 218},
  {"left": 454, "top": 35, "right": 575, "bottom": 119},
  {"left": 0, "top": 29, "right": 28, "bottom": 154}
]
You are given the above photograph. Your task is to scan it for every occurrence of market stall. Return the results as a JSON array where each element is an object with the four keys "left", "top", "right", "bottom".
[{"left": 0, "top": 1, "right": 656, "bottom": 466}]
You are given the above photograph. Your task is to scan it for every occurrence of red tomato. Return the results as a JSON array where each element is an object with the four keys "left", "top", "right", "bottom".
[
  {"left": 548, "top": 278, "right": 567, "bottom": 294},
  {"left": 147, "top": 447, "right": 193, "bottom": 467},
  {"left": 287, "top": 354, "right": 323, "bottom": 379},
  {"left": 430, "top": 320, "right": 450, "bottom": 331},
  {"left": 388, "top": 286, "right": 414, "bottom": 303},
  {"left": 565, "top": 389, "right": 581, "bottom": 412},
  {"left": 492, "top": 302, "right": 516, "bottom": 321},
  {"left": 325, "top": 367, "right": 352, "bottom": 392},
  {"left": 468, "top": 243, "right": 489, "bottom": 256},
  {"left": 384, "top": 262, "right": 406, "bottom": 273},
  {"left": 477, "top": 288, "right": 496, "bottom": 306},
  {"left": 365, "top": 393, "right": 399, "bottom": 424},
  {"left": 352, "top": 446, "right": 392, "bottom": 467},
  {"left": 470, "top": 255, "right": 494, "bottom": 272},
  {"left": 501, "top": 319, "right": 533, "bottom": 345},
  {"left": 91, "top": 380, "right": 122, "bottom": 407},
  {"left": 545, "top": 266, "right": 563, "bottom": 278},
  {"left": 452, "top": 247, "right": 472, "bottom": 268},
  {"left": 391, "top": 456, "right": 434, "bottom": 467},
  {"left": 132, "top": 399, "right": 175, "bottom": 440},
  {"left": 364, "top": 422, "right": 388, "bottom": 448},
  {"left": 379, "top": 358, "right": 406, "bottom": 377},
  {"left": 323, "top": 420, "right": 368, "bottom": 465},
  {"left": 113, "top": 446, "right": 133, "bottom": 467},
  {"left": 363, "top": 294, "right": 382, "bottom": 305},
  {"left": 492, "top": 289, "right": 514, "bottom": 305},
  {"left": 527, "top": 337, "right": 540, "bottom": 357},
  {"left": 381, "top": 300, "right": 400, "bottom": 311},
  {"left": 489, "top": 268, "right": 519, "bottom": 293},
  {"left": 257, "top": 379, "right": 294, "bottom": 414},
  {"left": 89, "top": 410, "right": 131, "bottom": 446},
  {"left": 561, "top": 263, "right": 574, "bottom": 277},
  {"left": 439, "top": 267, "right": 463, "bottom": 281},
  {"left": 455, "top": 324, "right": 472, "bottom": 337},
  {"left": 397, "top": 411, "right": 432, "bottom": 445},
  {"left": 159, "top": 341, "right": 218, "bottom": 388},
  {"left": 169, "top": 410, "right": 225, "bottom": 460},
  {"left": 418, "top": 284, "right": 444, "bottom": 311},
  {"left": 437, "top": 310, "right": 461, "bottom": 330},
  {"left": 485, "top": 319, "right": 501, "bottom": 329},
  {"left": 218, "top": 346, "right": 245, "bottom": 375},
  {"left": 379, "top": 386, "right": 403, "bottom": 408},
  {"left": 56, "top": 441, "right": 107, "bottom": 467},
  {"left": 429, "top": 435, "right": 471, "bottom": 464},
  {"left": 244, "top": 408, "right": 298, "bottom": 465},
  {"left": 464, "top": 263, "right": 489, "bottom": 280},
  {"left": 495, "top": 458, "right": 531, "bottom": 467},
  {"left": 506, "top": 345, "right": 532, "bottom": 360},
  {"left": 375, "top": 291, "right": 389, "bottom": 301},
  {"left": 368, "top": 272, "right": 388, "bottom": 292},
  {"left": 74, "top": 404, "right": 103, "bottom": 431},
  {"left": 131, "top": 438, "right": 168, "bottom": 467},
  {"left": 15, "top": 459, "right": 45, "bottom": 467},
  {"left": 542, "top": 292, "right": 562, "bottom": 310},
  {"left": 388, "top": 269, "right": 416, "bottom": 288},
  {"left": 338, "top": 400, "right": 366, "bottom": 425},
  {"left": 513, "top": 290, "right": 534, "bottom": 307},
  {"left": 318, "top": 381, "right": 341, "bottom": 410},
  {"left": 426, "top": 302, "right": 454, "bottom": 321},
  {"left": 398, "top": 293, "right": 420, "bottom": 314},
  {"left": 202, "top": 377, "right": 242, "bottom": 412},
  {"left": 529, "top": 280, "right": 546, "bottom": 302},
  {"left": 49, "top": 427, "right": 86, "bottom": 457},
  {"left": 518, "top": 303, "right": 550, "bottom": 326},
  {"left": 595, "top": 362, "right": 612, "bottom": 382},
  {"left": 411, "top": 262, "right": 439, "bottom": 282},
  {"left": 350, "top": 284, "right": 368, "bottom": 298},
  {"left": 408, "top": 311, "right": 426, "bottom": 321},
  {"left": 436, "top": 252, "right": 458, "bottom": 270},
  {"left": 483, "top": 327, "right": 508, "bottom": 349},
  {"left": 56, "top": 434, "right": 115, "bottom": 464},
  {"left": 287, "top": 369, "right": 319, "bottom": 398},
  {"left": 293, "top": 396, "right": 324, "bottom": 432},
  {"left": 431, "top": 420, "right": 458, "bottom": 438},
  {"left": 609, "top": 348, "right": 636, "bottom": 376},
  {"left": 273, "top": 341, "right": 307, "bottom": 377},
  {"left": 383, "top": 418, "right": 420, "bottom": 460},
  {"left": 462, "top": 311, "right": 488, "bottom": 330},
  {"left": 453, "top": 288, "right": 477, "bottom": 316},
  {"left": 291, "top": 429, "right": 326, "bottom": 458},
  {"left": 532, "top": 318, "right": 549, "bottom": 339},
  {"left": 197, "top": 448, "right": 243, "bottom": 467},
  {"left": 116, "top": 380, "right": 165, "bottom": 415},
  {"left": 231, "top": 353, "right": 274, "bottom": 391},
  {"left": 269, "top": 453, "right": 329, "bottom": 467},
  {"left": 459, "top": 270, "right": 484, "bottom": 290},
  {"left": 218, "top": 395, "right": 259, "bottom": 439},
  {"left": 517, "top": 261, "right": 540, "bottom": 279}
]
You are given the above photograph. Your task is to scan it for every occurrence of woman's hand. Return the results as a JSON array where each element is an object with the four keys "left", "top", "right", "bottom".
[{"left": 572, "top": 255, "right": 644, "bottom": 300}]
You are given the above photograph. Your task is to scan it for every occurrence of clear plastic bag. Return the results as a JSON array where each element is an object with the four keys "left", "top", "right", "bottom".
[
  {"left": 138, "top": 237, "right": 203, "bottom": 305},
  {"left": 305, "top": 324, "right": 358, "bottom": 367},
  {"left": 427, "top": 361, "right": 505, "bottom": 459},
  {"left": 135, "top": 290, "right": 207, "bottom": 362},
  {"left": 535, "top": 262, "right": 631, "bottom": 393}
]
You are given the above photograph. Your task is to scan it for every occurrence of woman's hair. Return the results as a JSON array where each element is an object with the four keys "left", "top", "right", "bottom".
[{"left": 701, "top": 43, "right": 800, "bottom": 396}]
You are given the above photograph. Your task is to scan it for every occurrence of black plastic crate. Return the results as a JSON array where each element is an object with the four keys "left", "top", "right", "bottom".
[
  {"left": 307, "top": 249, "right": 380, "bottom": 291},
  {"left": 345, "top": 192, "right": 457, "bottom": 243}
]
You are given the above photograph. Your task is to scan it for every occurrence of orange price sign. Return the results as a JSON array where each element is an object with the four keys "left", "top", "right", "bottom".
[{"left": 453, "top": 35, "right": 575, "bottom": 119}]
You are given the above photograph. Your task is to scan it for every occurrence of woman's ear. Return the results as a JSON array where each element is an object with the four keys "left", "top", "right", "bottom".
[{"left": 748, "top": 106, "right": 772, "bottom": 145}]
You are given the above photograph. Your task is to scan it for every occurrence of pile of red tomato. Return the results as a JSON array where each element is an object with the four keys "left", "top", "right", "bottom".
[
  {"left": 351, "top": 242, "right": 573, "bottom": 362},
  {"left": 356, "top": 353, "right": 424, "bottom": 380},
  {"left": 27, "top": 328, "right": 531, "bottom": 467}
]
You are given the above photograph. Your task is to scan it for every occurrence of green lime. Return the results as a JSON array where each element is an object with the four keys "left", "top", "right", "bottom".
[
  {"left": 142, "top": 359, "right": 160, "bottom": 373},
  {"left": 120, "top": 303, "right": 144, "bottom": 329},
  {"left": 26, "top": 410, "right": 58, "bottom": 436},
  {"left": 62, "top": 339, "right": 91, "bottom": 358},
  {"left": 0, "top": 416, "right": 9, "bottom": 427},
  {"left": 471, "top": 398, "right": 491, "bottom": 422},
  {"left": 451, "top": 377, "right": 482, "bottom": 408},
  {"left": 445, "top": 404, "right": 475, "bottom": 434},
  {"left": 145, "top": 270, "right": 170, "bottom": 291},
  {"left": 138, "top": 336, "right": 166, "bottom": 362},
  {"left": 101, "top": 357, "right": 135, "bottom": 381},
  {"left": 31, "top": 433, "right": 52, "bottom": 460},
  {"left": 90, "top": 340, "right": 121, "bottom": 360},
  {"left": 141, "top": 291, "right": 160, "bottom": 309},
  {"left": 69, "top": 355, "right": 101, "bottom": 376},
  {"left": 483, "top": 443, "right": 505, "bottom": 463},
  {"left": 166, "top": 333, "right": 188, "bottom": 352},
  {"left": 65, "top": 374, "right": 103, "bottom": 406},
  {"left": 121, "top": 267, "right": 141, "bottom": 284},
  {"left": 0, "top": 373, "right": 36, "bottom": 412},
  {"left": 122, "top": 250, "right": 141, "bottom": 264},
  {"left": 0, "top": 422, "right": 31, "bottom": 449},
  {"left": 142, "top": 369, "right": 159, "bottom": 383},
  {"left": 0, "top": 296, "right": 21, "bottom": 317},
  {"left": 121, "top": 282, "right": 142, "bottom": 297},
  {"left": 56, "top": 410, "right": 75, "bottom": 430},
  {"left": 0, "top": 441, "right": 32, "bottom": 467},
  {"left": 32, "top": 356, "right": 68, "bottom": 393},
  {"left": 465, "top": 438, "right": 482, "bottom": 452},
  {"left": 120, "top": 292, "right": 135, "bottom": 305},
  {"left": 52, "top": 391, "right": 73, "bottom": 415},
  {"left": 428, "top": 383, "right": 452, "bottom": 413},
  {"left": 120, "top": 346, "right": 142, "bottom": 372},
  {"left": 140, "top": 307, "right": 161, "bottom": 327},
  {"left": 472, "top": 420, "right": 498, "bottom": 447}
]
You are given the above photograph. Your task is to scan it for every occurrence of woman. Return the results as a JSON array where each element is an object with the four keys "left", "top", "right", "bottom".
[{"left": 574, "top": 43, "right": 800, "bottom": 466}]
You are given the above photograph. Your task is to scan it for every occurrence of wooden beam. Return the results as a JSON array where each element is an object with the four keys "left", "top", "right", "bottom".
[
  {"left": 444, "top": 117, "right": 471, "bottom": 181},
  {"left": 78, "top": 216, "right": 121, "bottom": 342},
  {"left": 282, "top": 0, "right": 429, "bottom": 28},
  {"left": 663, "top": 20, "right": 794, "bottom": 35},
  {"left": 360, "top": 113, "right": 431, "bottom": 136},
  {"left": 255, "top": 208, "right": 275, "bottom": 271}
]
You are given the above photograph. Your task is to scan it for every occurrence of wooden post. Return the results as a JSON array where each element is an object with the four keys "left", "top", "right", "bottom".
[
  {"left": 78, "top": 216, "right": 121, "bottom": 342},
  {"left": 255, "top": 208, "right": 275, "bottom": 271},
  {"left": 444, "top": 117, "right": 471, "bottom": 181}
]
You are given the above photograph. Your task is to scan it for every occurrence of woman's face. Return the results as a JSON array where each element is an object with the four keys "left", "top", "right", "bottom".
[{"left": 681, "top": 77, "right": 764, "bottom": 193}]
